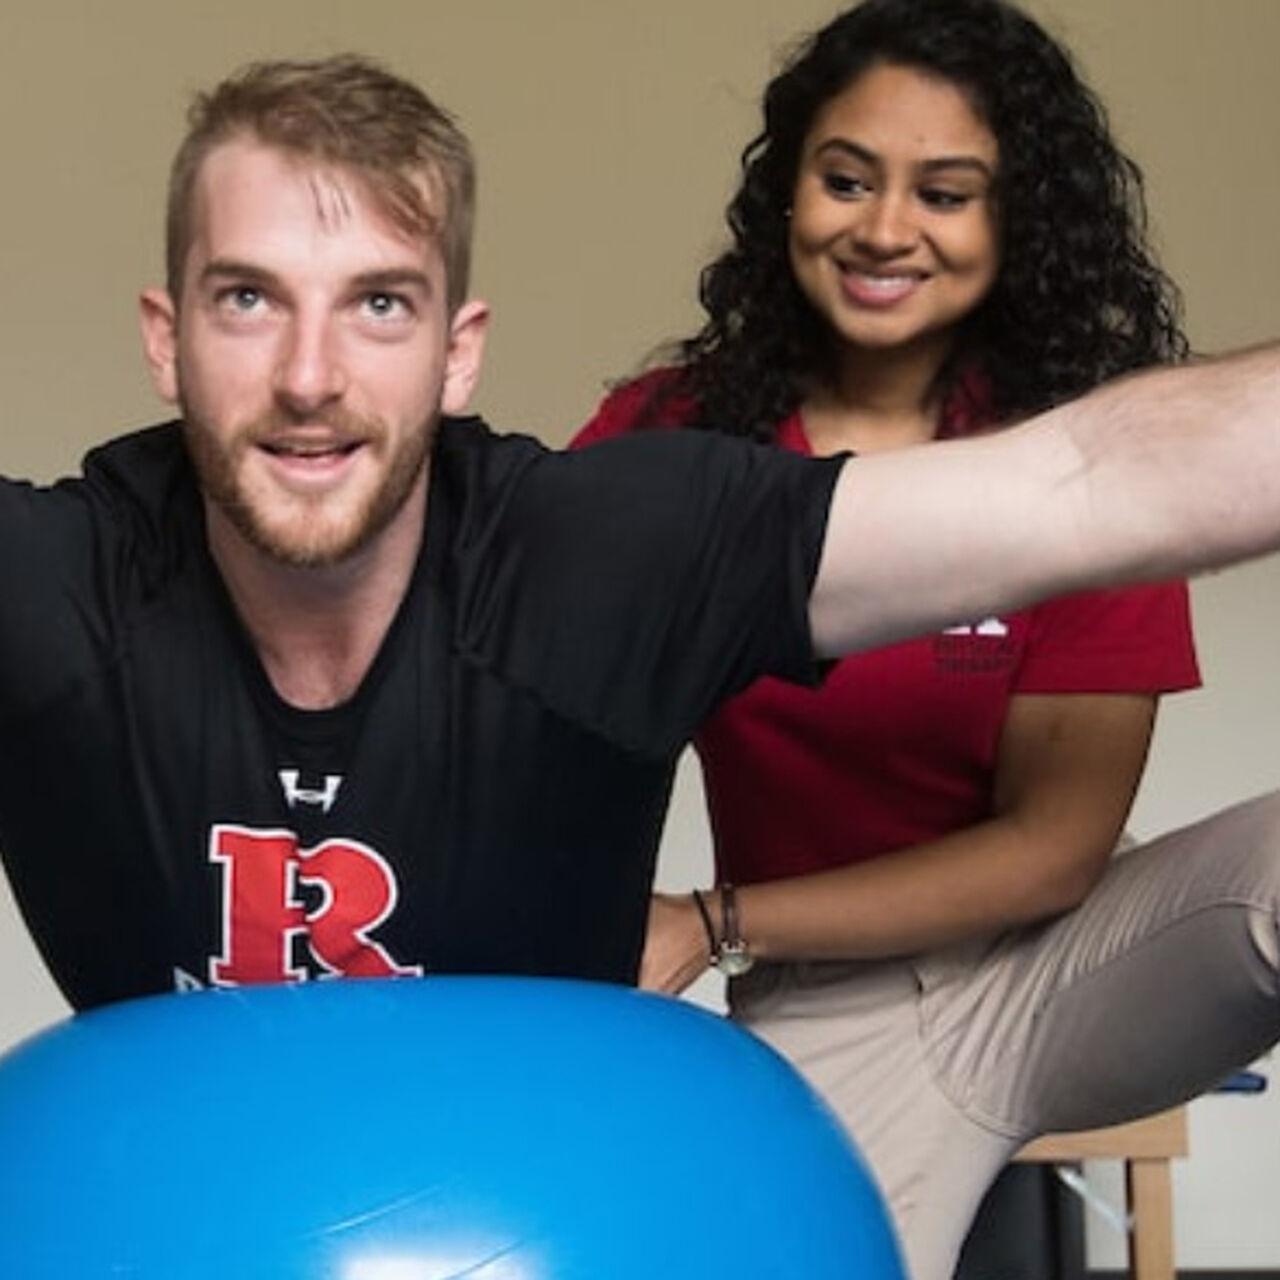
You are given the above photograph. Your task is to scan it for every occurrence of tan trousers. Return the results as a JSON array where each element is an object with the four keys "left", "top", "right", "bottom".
[{"left": 729, "top": 791, "right": 1280, "bottom": 1280}]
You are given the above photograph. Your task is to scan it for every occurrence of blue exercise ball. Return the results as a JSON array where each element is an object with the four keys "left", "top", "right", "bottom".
[{"left": 0, "top": 977, "right": 904, "bottom": 1278}]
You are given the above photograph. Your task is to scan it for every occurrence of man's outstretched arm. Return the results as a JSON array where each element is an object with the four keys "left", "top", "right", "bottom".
[{"left": 810, "top": 343, "right": 1280, "bottom": 657}]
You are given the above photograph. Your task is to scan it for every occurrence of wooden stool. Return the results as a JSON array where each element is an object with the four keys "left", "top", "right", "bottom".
[{"left": 1014, "top": 1105, "right": 1188, "bottom": 1280}]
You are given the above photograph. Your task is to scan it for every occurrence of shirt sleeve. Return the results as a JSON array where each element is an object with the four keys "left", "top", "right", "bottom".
[
  {"left": 1014, "top": 580, "right": 1201, "bottom": 694},
  {"left": 0, "top": 477, "right": 107, "bottom": 720},
  {"left": 451, "top": 430, "right": 844, "bottom": 758},
  {"left": 0, "top": 426, "right": 197, "bottom": 723}
]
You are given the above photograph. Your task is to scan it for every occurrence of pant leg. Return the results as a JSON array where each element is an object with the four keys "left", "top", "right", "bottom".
[
  {"left": 729, "top": 958, "right": 1019, "bottom": 1280},
  {"left": 731, "top": 790, "right": 1280, "bottom": 1280},
  {"left": 922, "top": 790, "right": 1280, "bottom": 1137}
]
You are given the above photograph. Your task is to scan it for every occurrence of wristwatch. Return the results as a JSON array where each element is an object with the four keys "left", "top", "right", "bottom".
[{"left": 714, "top": 883, "right": 754, "bottom": 976}]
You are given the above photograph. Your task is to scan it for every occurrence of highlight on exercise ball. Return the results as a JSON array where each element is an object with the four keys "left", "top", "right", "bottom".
[{"left": 0, "top": 976, "right": 905, "bottom": 1278}]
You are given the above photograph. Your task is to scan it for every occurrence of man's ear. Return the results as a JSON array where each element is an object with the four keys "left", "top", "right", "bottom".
[
  {"left": 440, "top": 298, "right": 490, "bottom": 415},
  {"left": 139, "top": 288, "right": 180, "bottom": 405}
]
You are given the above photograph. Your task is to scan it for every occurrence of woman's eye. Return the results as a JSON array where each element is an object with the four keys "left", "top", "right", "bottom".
[
  {"left": 919, "top": 188, "right": 972, "bottom": 211},
  {"left": 822, "top": 172, "right": 870, "bottom": 199}
]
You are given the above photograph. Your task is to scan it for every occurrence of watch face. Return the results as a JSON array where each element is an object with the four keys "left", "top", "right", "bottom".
[{"left": 717, "top": 943, "right": 754, "bottom": 977}]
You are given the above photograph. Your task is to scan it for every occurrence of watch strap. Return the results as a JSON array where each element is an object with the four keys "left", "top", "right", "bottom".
[{"left": 715, "top": 883, "right": 754, "bottom": 976}]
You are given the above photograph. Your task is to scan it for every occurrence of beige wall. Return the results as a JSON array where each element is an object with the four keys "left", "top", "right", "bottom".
[
  {"left": 4, "top": 0, "right": 1277, "bottom": 457},
  {"left": 2, "top": 0, "right": 1279, "bottom": 1267}
]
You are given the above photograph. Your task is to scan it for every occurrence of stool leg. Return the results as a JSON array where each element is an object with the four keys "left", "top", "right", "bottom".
[{"left": 1125, "top": 1156, "right": 1175, "bottom": 1280}]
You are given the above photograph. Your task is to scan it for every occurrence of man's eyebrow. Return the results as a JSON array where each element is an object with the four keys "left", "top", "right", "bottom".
[
  {"left": 198, "top": 258, "right": 279, "bottom": 288},
  {"left": 812, "top": 138, "right": 994, "bottom": 180},
  {"left": 195, "top": 262, "right": 436, "bottom": 296},
  {"left": 348, "top": 268, "right": 435, "bottom": 296}
]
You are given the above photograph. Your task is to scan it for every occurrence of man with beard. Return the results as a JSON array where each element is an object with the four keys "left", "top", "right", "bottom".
[{"left": 2, "top": 54, "right": 1280, "bottom": 1013}]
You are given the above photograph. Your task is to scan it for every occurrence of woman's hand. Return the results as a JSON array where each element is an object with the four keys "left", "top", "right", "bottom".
[
  {"left": 638, "top": 892, "right": 714, "bottom": 994},
  {"left": 723, "top": 691, "right": 1159, "bottom": 962},
  {"left": 641, "top": 692, "right": 1158, "bottom": 980}
]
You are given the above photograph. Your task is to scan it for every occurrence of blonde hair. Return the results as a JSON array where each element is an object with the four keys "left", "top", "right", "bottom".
[{"left": 166, "top": 54, "right": 476, "bottom": 311}]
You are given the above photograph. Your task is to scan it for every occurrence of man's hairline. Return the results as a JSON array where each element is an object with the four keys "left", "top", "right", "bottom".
[{"left": 171, "top": 132, "right": 458, "bottom": 317}]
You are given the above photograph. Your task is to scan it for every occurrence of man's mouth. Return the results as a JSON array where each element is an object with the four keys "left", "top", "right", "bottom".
[{"left": 260, "top": 439, "right": 362, "bottom": 458}]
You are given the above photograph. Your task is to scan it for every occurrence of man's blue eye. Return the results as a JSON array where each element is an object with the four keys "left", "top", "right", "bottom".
[
  {"left": 365, "top": 292, "right": 406, "bottom": 318},
  {"left": 225, "top": 286, "right": 263, "bottom": 310}
]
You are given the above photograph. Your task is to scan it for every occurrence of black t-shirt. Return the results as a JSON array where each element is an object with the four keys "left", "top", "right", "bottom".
[{"left": 0, "top": 416, "right": 842, "bottom": 1009}]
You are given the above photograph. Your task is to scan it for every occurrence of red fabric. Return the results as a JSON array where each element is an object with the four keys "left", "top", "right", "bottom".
[{"left": 572, "top": 375, "right": 1201, "bottom": 884}]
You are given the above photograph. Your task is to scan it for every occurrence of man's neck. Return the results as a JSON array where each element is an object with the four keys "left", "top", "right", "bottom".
[{"left": 206, "top": 484, "right": 428, "bottom": 711}]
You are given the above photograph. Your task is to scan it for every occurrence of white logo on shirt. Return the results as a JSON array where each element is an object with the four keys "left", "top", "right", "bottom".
[
  {"left": 942, "top": 616, "right": 1009, "bottom": 638},
  {"left": 278, "top": 770, "right": 344, "bottom": 814}
]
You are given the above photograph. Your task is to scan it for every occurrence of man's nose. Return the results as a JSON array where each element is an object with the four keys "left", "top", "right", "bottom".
[{"left": 274, "top": 315, "right": 347, "bottom": 413}]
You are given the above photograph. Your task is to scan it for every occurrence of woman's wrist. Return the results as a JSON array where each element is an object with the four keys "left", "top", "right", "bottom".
[{"left": 692, "top": 884, "right": 756, "bottom": 975}]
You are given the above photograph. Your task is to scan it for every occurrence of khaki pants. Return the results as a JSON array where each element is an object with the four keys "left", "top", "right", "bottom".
[{"left": 729, "top": 791, "right": 1280, "bottom": 1280}]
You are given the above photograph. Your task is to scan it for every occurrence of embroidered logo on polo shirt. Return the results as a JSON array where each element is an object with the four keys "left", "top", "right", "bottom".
[{"left": 934, "top": 616, "right": 1015, "bottom": 674}]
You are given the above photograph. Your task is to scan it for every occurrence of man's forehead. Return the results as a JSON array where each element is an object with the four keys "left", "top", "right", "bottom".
[{"left": 190, "top": 137, "right": 440, "bottom": 255}]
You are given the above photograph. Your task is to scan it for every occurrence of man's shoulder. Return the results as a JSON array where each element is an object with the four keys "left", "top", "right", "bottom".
[
  {"left": 433, "top": 410, "right": 825, "bottom": 513},
  {"left": 79, "top": 421, "right": 195, "bottom": 503},
  {"left": 38, "top": 421, "right": 203, "bottom": 580},
  {"left": 0, "top": 420, "right": 197, "bottom": 535},
  {"left": 432, "top": 410, "right": 840, "bottom": 758},
  {"left": 435, "top": 414, "right": 549, "bottom": 474}
]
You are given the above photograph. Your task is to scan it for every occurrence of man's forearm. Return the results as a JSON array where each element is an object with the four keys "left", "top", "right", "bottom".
[
  {"left": 811, "top": 342, "right": 1280, "bottom": 657},
  {"left": 1060, "top": 342, "right": 1280, "bottom": 579}
]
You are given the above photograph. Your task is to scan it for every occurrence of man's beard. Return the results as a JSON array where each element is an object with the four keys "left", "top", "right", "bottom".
[{"left": 181, "top": 402, "right": 433, "bottom": 569}]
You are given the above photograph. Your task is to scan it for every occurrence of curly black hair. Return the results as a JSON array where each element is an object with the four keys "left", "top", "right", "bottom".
[{"left": 656, "top": 0, "right": 1188, "bottom": 442}]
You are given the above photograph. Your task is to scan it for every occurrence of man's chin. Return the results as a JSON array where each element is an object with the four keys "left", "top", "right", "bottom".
[
  {"left": 187, "top": 411, "right": 434, "bottom": 572},
  {"left": 230, "top": 511, "right": 379, "bottom": 570}
]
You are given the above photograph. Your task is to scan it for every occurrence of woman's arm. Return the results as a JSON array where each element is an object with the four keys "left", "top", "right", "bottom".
[{"left": 640, "top": 690, "right": 1156, "bottom": 994}]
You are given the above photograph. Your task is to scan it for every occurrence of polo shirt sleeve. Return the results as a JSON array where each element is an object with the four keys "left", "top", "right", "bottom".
[{"left": 1014, "top": 581, "right": 1201, "bottom": 694}]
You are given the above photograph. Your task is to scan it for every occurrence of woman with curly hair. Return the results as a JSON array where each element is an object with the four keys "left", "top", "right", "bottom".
[{"left": 570, "top": 3, "right": 1278, "bottom": 1278}]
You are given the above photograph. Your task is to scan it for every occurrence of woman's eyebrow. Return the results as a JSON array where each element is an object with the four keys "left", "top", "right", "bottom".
[
  {"left": 810, "top": 138, "right": 994, "bottom": 181},
  {"left": 919, "top": 156, "right": 995, "bottom": 180}
]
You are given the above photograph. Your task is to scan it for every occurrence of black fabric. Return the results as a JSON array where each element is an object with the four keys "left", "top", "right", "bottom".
[
  {"left": 0, "top": 416, "right": 841, "bottom": 1010},
  {"left": 956, "top": 1165, "right": 1085, "bottom": 1280}
]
